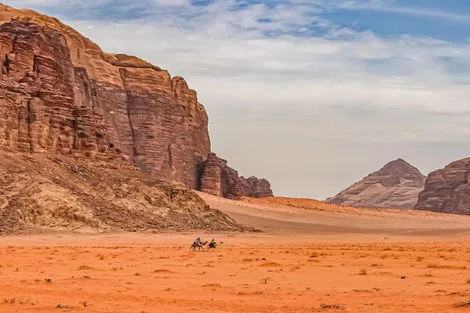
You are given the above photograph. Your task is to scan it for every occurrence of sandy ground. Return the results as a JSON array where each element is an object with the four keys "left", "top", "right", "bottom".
[{"left": 2, "top": 194, "right": 470, "bottom": 312}]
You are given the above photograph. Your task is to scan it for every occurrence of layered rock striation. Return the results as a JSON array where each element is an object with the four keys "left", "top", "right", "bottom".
[
  {"left": 0, "top": 4, "right": 272, "bottom": 198},
  {"left": 415, "top": 158, "right": 470, "bottom": 215},
  {"left": 0, "top": 15, "right": 209, "bottom": 189},
  {"left": 327, "top": 159, "right": 426, "bottom": 209}
]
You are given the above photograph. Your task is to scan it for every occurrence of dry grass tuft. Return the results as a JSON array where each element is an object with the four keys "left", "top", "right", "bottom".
[
  {"left": 320, "top": 303, "right": 345, "bottom": 310},
  {"left": 454, "top": 301, "right": 470, "bottom": 308},
  {"left": 202, "top": 283, "right": 222, "bottom": 288},
  {"left": 77, "top": 265, "right": 96, "bottom": 271},
  {"left": 427, "top": 264, "right": 466, "bottom": 270},
  {"left": 153, "top": 269, "right": 174, "bottom": 274},
  {"left": 259, "top": 262, "right": 281, "bottom": 267}
]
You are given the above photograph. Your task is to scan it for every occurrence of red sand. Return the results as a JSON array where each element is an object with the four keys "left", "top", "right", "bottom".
[{"left": 1, "top": 193, "right": 470, "bottom": 312}]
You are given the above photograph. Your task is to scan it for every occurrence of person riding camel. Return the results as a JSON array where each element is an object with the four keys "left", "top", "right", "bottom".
[
  {"left": 195, "top": 237, "right": 203, "bottom": 246},
  {"left": 209, "top": 238, "right": 217, "bottom": 248}
]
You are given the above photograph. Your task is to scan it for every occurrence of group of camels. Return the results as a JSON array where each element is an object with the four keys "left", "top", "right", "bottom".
[{"left": 190, "top": 239, "right": 222, "bottom": 252}]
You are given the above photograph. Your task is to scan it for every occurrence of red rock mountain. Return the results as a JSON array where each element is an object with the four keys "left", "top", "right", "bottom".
[
  {"left": 327, "top": 159, "right": 426, "bottom": 209},
  {"left": 0, "top": 4, "right": 272, "bottom": 199},
  {"left": 415, "top": 158, "right": 470, "bottom": 215}
]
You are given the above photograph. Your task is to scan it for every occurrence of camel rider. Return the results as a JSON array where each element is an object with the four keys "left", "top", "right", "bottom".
[
  {"left": 209, "top": 238, "right": 216, "bottom": 248},
  {"left": 195, "top": 237, "right": 202, "bottom": 245}
]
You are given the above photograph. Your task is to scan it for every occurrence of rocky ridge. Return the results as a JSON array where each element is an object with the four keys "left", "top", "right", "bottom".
[{"left": 327, "top": 159, "right": 426, "bottom": 209}]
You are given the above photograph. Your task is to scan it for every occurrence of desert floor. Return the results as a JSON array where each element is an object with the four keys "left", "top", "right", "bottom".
[{"left": 2, "top": 194, "right": 470, "bottom": 313}]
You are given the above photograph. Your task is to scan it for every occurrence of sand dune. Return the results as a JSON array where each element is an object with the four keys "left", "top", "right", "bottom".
[{"left": 198, "top": 193, "right": 470, "bottom": 237}]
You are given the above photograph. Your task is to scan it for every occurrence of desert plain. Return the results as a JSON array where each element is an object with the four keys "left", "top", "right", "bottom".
[{"left": 1, "top": 193, "right": 470, "bottom": 313}]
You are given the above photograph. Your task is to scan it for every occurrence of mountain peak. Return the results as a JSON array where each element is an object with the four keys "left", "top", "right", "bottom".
[
  {"left": 327, "top": 159, "right": 426, "bottom": 210},
  {"left": 379, "top": 158, "right": 424, "bottom": 177}
]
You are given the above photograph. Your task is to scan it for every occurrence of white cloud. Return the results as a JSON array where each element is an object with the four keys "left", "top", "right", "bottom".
[
  {"left": 68, "top": 17, "right": 470, "bottom": 115},
  {"left": 338, "top": 0, "right": 470, "bottom": 23}
]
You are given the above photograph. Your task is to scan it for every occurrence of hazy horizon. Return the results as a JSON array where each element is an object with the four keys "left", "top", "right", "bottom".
[{"left": 7, "top": 0, "right": 470, "bottom": 200}]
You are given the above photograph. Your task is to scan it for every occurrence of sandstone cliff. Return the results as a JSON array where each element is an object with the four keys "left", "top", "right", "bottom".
[
  {"left": 0, "top": 4, "right": 272, "bottom": 199},
  {"left": 0, "top": 11, "right": 209, "bottom": 189},
  {"left": 327, "top": 159, "right": 426, "bottom": 209},
  {"left": 199, "top": 153, "right": 273, "bottom": 199},
  {"left": 415, "top": 158, "right": 470, "bottom": 215}
]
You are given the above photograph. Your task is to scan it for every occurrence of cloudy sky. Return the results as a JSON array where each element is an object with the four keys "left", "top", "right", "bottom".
[{"left": 7, "top": 0, "right": 470, "bottom": 199}]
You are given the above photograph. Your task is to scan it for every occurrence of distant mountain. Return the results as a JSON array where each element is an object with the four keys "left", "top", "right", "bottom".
[{"left": 326, "top": 159, "right": 426, "bottom": 209}]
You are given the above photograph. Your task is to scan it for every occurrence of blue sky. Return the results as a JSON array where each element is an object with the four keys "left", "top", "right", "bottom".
[
  {"left": 6, "top": 0, "right": 470, "bottom": 199},
  {"left": 14, "top": 0, "right": 470, "bottom": 40}
]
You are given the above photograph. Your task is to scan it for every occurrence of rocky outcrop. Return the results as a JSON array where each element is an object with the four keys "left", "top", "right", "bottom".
[
  {"left": 0, "top": 150, "right": 248, "bottom": 234},
  {"left": 415, "top": 158, "right": 470, "bottom": 215},
  {"left": 327, "top": 159, "right": 426, "bottom": 209},
  {"left": 200, "top": 153, "right": 273, "bottom": 199},
  {"left": 0, "top": 4, "right": 273, "bottom": 198},
  {"left": 0, "top": 6, "right": 209, "bottom": 190},
  {"left": 241, "top": 176, "right": 273, "bottom": 198}
]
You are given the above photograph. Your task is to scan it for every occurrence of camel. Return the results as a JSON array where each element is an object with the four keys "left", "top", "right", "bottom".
[
  {"left": 208, "top": 241, "right": 223, "bottom": 249},
  {"left": 190, "top": 240, "right": 208, "bottom": 252}
]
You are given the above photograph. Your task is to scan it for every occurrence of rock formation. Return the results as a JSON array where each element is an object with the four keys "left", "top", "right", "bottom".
[
  {"left": 327, "top": 159, "right": 426, "bottom": 209},
  {"left": 0, "top": 4, "right": 272, "bottom": 198},
  {"left": 199, "top": 153, "right": 273, "bottom": 199},
  {"left": 415, "top": 158, "right": 470, "bottom": 215},
  {"left": 0, "top": 150, "right": 248, "bottom": 234},
  {"left": 242, "top": 176, "right": 273, "bottom": 198}
]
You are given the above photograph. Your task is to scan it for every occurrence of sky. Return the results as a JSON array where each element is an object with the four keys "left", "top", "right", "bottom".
[{"left": 6, "top": 0, "right": 470, "bottom": 199}]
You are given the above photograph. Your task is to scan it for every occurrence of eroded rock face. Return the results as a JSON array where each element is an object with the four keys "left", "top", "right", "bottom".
[
  {"left": 200, "top": 153, "right": 273, "bottom": 199},
  {"left": 0, "top": 7, "right": 210, "bottom": 189},
  {"left": 241, "top": 176, "right": 273, "bottom": 198},
  {"left": 327, "top": 159, "right": 426, "bottom": 209},
  {"left": 0, "top": 5, "right": 272, "bottom": 198},
  {"left": 415, "top": 158, "right": 470, "bottom": 215}
]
